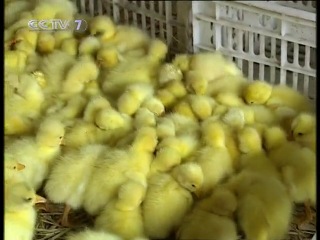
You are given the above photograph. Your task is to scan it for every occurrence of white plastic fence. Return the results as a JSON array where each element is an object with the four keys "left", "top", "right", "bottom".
[{"left": 192, "top": 1, "right": 316, "bottom": 102}]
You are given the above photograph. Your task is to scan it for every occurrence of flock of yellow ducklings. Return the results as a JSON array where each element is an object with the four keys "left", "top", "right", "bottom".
[{"left": 5, "top": 0, "right": 316, "bottom": 240}]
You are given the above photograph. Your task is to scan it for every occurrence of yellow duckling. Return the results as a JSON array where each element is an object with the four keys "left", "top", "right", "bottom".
[
  {"left": 61, "top": 56, "right": 99, "bottom": 97},
  {"left": 89, "top": 15, "right": 116, "bottom": 41},
  {"left": 45, "top": 144, "right": 106, "bottom": 227},
  {"left": 263, "top": 126, "right": 316, "bottom": 225},
  {"left": 83, "top": 95, "right": 112, "bottom": 123},
  {"left": 5, "top": 158, "right": 25, "bottom": 183},
  {"left": 5, "top": 117, "right": 65, "bottom": 190},
  {"left": 290, "top": 112, "right": 316, "bottom": 152},
  {"left": 243, "top": 80, "right": 313, "bottom": 112},
  {"left": 83, "top": 127, "right": 157, "bottom": 215},
  {"left": 157, "top": 63, "right": 183, "bottom": 86},
  {"left": 79, "top": 35, "right": 101, "bottom": 56},
  {"left": 95, "top": 179, "right": 147, "bottom": 240},
  {"left": 65, "top": 229, "right": 123, "bottom": 240},
  {"left": 194, "top": 121, "right": 234, "bottom": 197},
  {"left": 5, "top": 180, "right": 46, "bottom": 240},
  {"left": 143, "top": 162, "right": 204, "bottom": 239},
  {"left": 177, "top": 187, "right": 238, "bottom": 240},
  {"left": 37, "top": 32, "right": 56, "bottom": 54}
]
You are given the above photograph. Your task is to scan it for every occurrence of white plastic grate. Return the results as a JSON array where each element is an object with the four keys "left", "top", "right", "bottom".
[
  {"left": 76, "top": 0, "right": 191, "bottom": 54},
  {"left": 192, "top": 1, "right": 316, "bottom": 103}
]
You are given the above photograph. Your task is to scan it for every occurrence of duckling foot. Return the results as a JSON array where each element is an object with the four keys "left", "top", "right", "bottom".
[
  {"left": 57, "top": 204, "right": 75, "bottom": 228},
  {"left": 297, "top": 202, "right": 316, "bottom": 228}
]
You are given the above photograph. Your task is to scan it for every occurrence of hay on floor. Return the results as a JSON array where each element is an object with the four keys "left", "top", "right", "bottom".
[{"left": 34, "top": 202, "right": 316, "bottom": 240}]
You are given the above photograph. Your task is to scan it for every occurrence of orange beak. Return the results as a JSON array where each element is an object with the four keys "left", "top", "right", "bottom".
[
  {"left": 17, "top": 163, "right": 25, "bottom": 171},
  {"left": 35, "top": 195, "right": 47, "bottom": 204}
]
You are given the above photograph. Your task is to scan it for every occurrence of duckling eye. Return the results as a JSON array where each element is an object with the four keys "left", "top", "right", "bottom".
[
  {"left": 59, "top": 136, "right": 63, "bottom": 139},
  {"left": 94, "top": 32, "right": 103, "bottom": 37},
  {"left": 297, "top": 133, "right": 303, "bottom": 136},
  {"left": 191, "top": 184, "right": 196, "bottom": 188},
  {"left": 13, "top": 166, "right": 17, "bottom": 170},
  {"left": 24, "top": 197, "right": 33, "bottom": 202}
]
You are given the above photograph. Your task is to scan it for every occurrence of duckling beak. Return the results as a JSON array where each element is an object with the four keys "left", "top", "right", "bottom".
[
  {"left": 96, "top": 59, "right": 102, "bottom": 68},
  {"left": 59, "top": 138, "right": 65, "bottom": 146},
  {"left": 17, "top": 163, "right": 25, "bottom": 171},
  {"left": 35, "top": 195, "right": 47, "bottom": 204},
  {"left": 287, "top": 131, "right": 295, "bottom": 141},
  {"left": 194, "top": 189, "right": 202, "bottom": 199}
]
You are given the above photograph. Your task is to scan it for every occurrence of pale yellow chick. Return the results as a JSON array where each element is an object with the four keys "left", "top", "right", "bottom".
[
  {"left": 172, "top": 54, "right": 190, "bottom": 72},
  {"left": 185, "top": 70, "right": 208, "bottom": 95},
  {"left": 224, "top": 170, "right": 293, "bottom": 240},
  {"left": 207, "top": 74, "right": 248, "bottom": 97},
  {"left": 5, "top": 73, "right": 44, "bottom": 135},
  {"left": 62, "top": 116, "right": 132, "bottom": 148},
  {"left": 53, "top": 94, "right": 87, "bottom": 122},
  {"left": 95, "top": 179, "right": 147, "bottom": 240},
  {"left": 102, "top": 56, "right": 158, "bottom": 98},
  {"left": 62, "top": 56, "right": 99, "bottom": 96},
  {"left": 32, "top": 0, "right": 77, "bottom": 20},
  {"left": 96, "top": 46, "right": 120, "bottom": 69},
  {"left": 134, "top": 108, "right": 156, "bottom": 129},
  {"left": 290, "top": 112, "right": 316, "bottom": 152},
  {"left": 78, "top": 36, "right": 101, "bottom": 56},
  {"left": 94, "top": 108, "right": 131, "bottom": 131},
  {"left": 243, "top": 80, "right": 313, "bottom": 112},
  {"left": 146, "top": 38, "right": 168, "bottom": 62},
  {"left": 143, "top": 162, "right": 204, "bottom": 239},
  {"left": 13, "top": 28, "right": 38, "bottom": 55},
  {"left": 156, "top": 88, "right": 176, "bottom": 108},
  {"left": 164, "top": 79, "right": 188, "bottom": 99},
  {"left": 89, "top": 15, "right": 116, "bottom": 41},
  {"left": 157, "top": 63, "right": 183, "bottom": 86},
  {"left": 83, "top": 127, "right": 157, "bottom": 215},
  {"left": 201, "top": 117, "right": 240, "bottom": 167},
  {"left": 102, "top": 25, "right": 150, "bottom": 53},
  {"left": 5, "top": 0, "right": 32, "bottom": 28},
  {"left": 149, "top": 146, "right": 182, "bottom": 176},
  {"left": 188, "top": 95, "right": 216, "bottom": 120},
  {"left": 141, "top": 96, "right": 165, "bottom": 116},
  {"left": 5, "top": 158, "right": 25, "bottom": 183},
  {"left": 83, "top": 95, "right": 111, "bottom": 123},
  {"left": 194, "top": 121, "right": 234, "bottom": 197},
  {"left": 37, "top": 32, "right": 55, "bottom": 54},
  {"left": 5, "top": 117, "right": 65, "bottom": 190},
  {"left": 65, "top": 229, "right": 123, "bottom": 240},
  {"left": 177, "top": 187, "right": 238, "bottom": 240},
  {"left": 45, "top": 144, "right": 106, "bottom": 226},
  {"left": 117, "top": 83, "right": 154, "bottom": 115},
  {"left": 5, "top": 181, "right": 46, "bottom": 240},
  {"left": 188, "top": 52, "right": 243, "bottom": 82},
  {"left": 263, "top": 126, "right": 316, "bottom": 223},
  {"left": 39, "top": 50, "right": 76, "bottom": 97},
  {"left": 157, "top": 133, "right": 199, "bottom": 160},
  {"left": 173, "top": 99, "right": 197, "bottom": 120},
  {"left": 156, "top": 117, "right": 176, "bottom": 139},
  {"left": 60, "top": 37, "right": 78, "bottom": 56},
  {"left": 5, "top": 50, "right": 28, "bottom": 73},
  {"left": 53, "top": 31, "right": 73, "bottom": 49},
  {"left": 237, "top": 127, "right": 281, "bottom": 178},
  {"left": 215, "top": 92, "right": 246, "bottom": 107}
]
